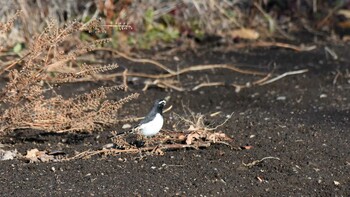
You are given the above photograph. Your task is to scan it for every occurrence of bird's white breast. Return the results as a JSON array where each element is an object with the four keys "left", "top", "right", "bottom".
[{"left": 139, "top": 113, "right": 163, "bottom": 137}]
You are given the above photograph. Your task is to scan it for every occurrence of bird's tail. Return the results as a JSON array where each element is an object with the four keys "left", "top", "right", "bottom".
[{"left": 115, "top": 125, "right": 139, "bottom": 136}]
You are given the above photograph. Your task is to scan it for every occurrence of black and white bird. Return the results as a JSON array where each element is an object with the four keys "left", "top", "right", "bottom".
[
  {"left": 118, "top": 99, "right": 166, "bottom": 137},
  {"left": 136, "top": 99, "right": 166, "bottom": 137}
]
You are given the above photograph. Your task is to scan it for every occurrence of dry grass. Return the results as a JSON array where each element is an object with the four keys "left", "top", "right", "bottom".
[
  {"left": 0, "top": 1, "right": 344, "bottom": 49},
  {"left": 0, "top": 12, "right": 139, "bottom": 134},
  {"left": 62, "top": 108, "right": 234, "bottom": 160}
]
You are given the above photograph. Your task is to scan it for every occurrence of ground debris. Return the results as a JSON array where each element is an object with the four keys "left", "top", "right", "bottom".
[
  {"left": 242, "top": 156, "right": 280, "bottom": 168},
  {"left": 23, "top": 148, "right": 54, "bottom": 163},
  {"left": 0, "top": 149, "right": 19, "bottom": 160},
  {"left": 65, "top": 112, "right": 235, "bottom": 161}
]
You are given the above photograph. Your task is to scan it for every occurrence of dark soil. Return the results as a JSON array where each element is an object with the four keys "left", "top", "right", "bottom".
[{"left": 0, "top": 41, "right": 349, "bottom": 196}]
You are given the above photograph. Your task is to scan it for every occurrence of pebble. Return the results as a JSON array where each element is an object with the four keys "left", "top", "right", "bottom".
[
  {"left": 320, "top": 94, "right": 327, "bottom": 98},
  {"left": 102, "top": 143, "right": 115, "bottom": 149},
  {"left": 276, "top": 96, "right": 286, "bottom": 101},
  {"left": 122, "top": 124, "right": 132, "bottom": 129},
  {"left": 0, "top": 149, "right": 18, "bottom": 160}
]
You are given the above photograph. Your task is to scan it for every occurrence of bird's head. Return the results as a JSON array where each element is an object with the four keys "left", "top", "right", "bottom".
[{"left": 155, "top": 99, "right": 166, "bottom": 112}]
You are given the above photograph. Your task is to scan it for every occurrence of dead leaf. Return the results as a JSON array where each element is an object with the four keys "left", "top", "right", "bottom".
[
  {"left": 207, "top": 132, "right": 232, "bottom": 143},
  {"left": 241, "top": 145, "right": 253, "bottom": 150},
  {"left": 186, "top": 133, "right": 200, "bottom": 145},
  {"left": 231, "top": 28, "right": 260, "bottom": 40},
  {"left": 178, "top": 134, "right": 186, "bottom": 141},
  {"left": 154, "top": 148, "right": 165, "bottom": 156},
  {"left": 0, "top": 149, "right": 19, "bottom": 160},
  {"left": 24, "top": 149, "right": 54, "bottom": 163},
  {"left": 187, "top": 125, "right": 196, "bottom": 131}
]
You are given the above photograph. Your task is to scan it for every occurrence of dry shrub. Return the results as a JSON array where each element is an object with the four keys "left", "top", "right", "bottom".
[
  {"left": 171, "top": 109, "right": 233, "bottom": 146},
  {"left": 0, "top": 1, "right": 94, "bottom": 46},
  {"left": 2, "top": 85, "right": 139, "bottom": 133},
  {"left": 111, "top": 108, "right": 233, "bottom": 151},
  {"left": 0, "top": 13, "right": 139, "bottom": 133}
]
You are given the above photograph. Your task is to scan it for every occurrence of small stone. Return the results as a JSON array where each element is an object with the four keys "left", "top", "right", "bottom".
[
  {"left": 276, "top": 96, "right": 286, "bottom": 101},
  {"left": 320, "top": 94, "right": 327, "bottom": 98},
  {"left": 51, "top": 167, "right": 56, "bottom": 172},
  {"left": 122, "top": 124, "right": 132, "bottom": 129},
  {"left": 333, "top": 181, "right": 340, "bottom": 186},
  {"left": 102, "top": 143, "right": 115, "bottom": 149},
  {"left": 0, "top": 149, "right": 18, "bottom": 160}
]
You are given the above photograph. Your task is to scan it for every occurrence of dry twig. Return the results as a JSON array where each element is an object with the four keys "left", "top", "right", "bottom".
[
  {"left": 97, "top": 47, "right": 176, "bottom": 74},
  {"left": 259, "top": 69, "right": 308, "bottom": 85},
  {"left": 242, "top": 156, "right": 281, "bottom": 168},
  {"left": 234, "top": 41, "right": 317, "bottom": 52}
]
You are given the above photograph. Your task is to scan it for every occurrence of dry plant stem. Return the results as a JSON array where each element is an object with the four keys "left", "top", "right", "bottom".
[
  {"left": 65, "top": 143, "right": 211, "bottom": 161},
  {"left": 234, "top": 41, "right": 316, "bottom": 52},
  {"left": 60, "top": 63, "right": 267, "bottom": 86},
  {"left": 317, "top": 3, "right": 343, "bottom": 29},
  {"left": 97, "top": 48, "right": 266, "bottom": 77},
  {"left": 254, "top": 2, "right": 294, "bottom": 40},
  {"left": 0, "top": 53, "right": 31, "bottom": 75},
  {"left": 166, "top": 64, "right": 265, "bottom": 77},
  {"left": 122, "top": 69, "right": 128, "bottom": 91},
  {"left": 242, "top": 156, "right": 281, "bottom": 168},
  {"left": 207, "top": 112, "right": 234, "bottom": 131},
  {"left": 192, "top": 72, "right": 272, "bottom": 91},
  {"left": 108, "top": 64, "right": 266, "bottom": 79},
  {"left": 192, "top": 68, "right": 305, "bottom": 92},
  {"left": 142, "top": 79, "right": 184, "bottom": 91},
  {"left": 259, "top": 69, "right": 308, "bottom": 85},
  {"left": 97, "top": 47, "right": 176, "bottom": 74}
]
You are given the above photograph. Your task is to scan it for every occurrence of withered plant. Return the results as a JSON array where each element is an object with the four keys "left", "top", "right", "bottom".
[
  {"left": 62, "top": 108, "right": 234, "bottom": 160},
  {"left": 0, "top": 13, "right": 139, "bottom": 133}
]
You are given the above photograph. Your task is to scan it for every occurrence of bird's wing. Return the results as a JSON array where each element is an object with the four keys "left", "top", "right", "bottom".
[
  {"left": 115, "top": 124, "right": 140, "bottom": 136},
  {"left": 116, "top": 107, "right": 157, "bottom": 136},
  {"left": 139, "top": 110, "right": 157, "bottom": 124}
]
